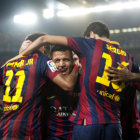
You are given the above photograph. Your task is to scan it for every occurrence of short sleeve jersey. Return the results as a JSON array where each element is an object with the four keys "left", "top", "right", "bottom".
[
  {"left": 0, "top": 53, "right": 59, "bottom": 140},
  {"left": 67, "top": 37, "right": 140, "bottom": 125}
]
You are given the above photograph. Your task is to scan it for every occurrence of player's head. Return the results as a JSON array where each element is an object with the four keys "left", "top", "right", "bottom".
[
  {"left": 19, "top": 32, "right": 47, "bottom": 54},
  {"left": 50, "top": 45, "right": 73, "bottom": 75},
  {"left": 83, "top": 21, "right": 110, "bottom": 39},
  {"left": 25, "top": 32, "right": 46, "bottom": 41}
]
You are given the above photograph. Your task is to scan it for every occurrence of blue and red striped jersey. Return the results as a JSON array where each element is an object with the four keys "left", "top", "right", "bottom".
[
  {"left": 41, "top": 79, "right": 80, "bottom": 140},
  {"left": 67, "top": 37, "right": 139, "bottom": 125},
  {"left": 0, "top": 53, "right": 59, "bottom": 140}
]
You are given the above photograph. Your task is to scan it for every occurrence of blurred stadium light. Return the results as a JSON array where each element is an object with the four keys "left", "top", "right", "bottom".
[
  {"left": 13, "top": 13, "right": 37, "bottom": 25},
  {"left": 110, "top": 27, "right": 140, "bottom": 34},
  {"left": 43, "top": 0, "right": 69, "bottom": 19},
  {"left": 82, "top": 0, "right": 87, "bottom": 5},
  {"left": 57, "top": 0, "right": 140, "bottom": 17},
  {"left": 43, "top": 9, "right": 54, "bottom": 19},
  {"left": 57, "top": 7, "right": 92, "bottom": 17}
]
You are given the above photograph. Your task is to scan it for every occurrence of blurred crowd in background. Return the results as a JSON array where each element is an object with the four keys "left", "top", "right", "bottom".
[{"left": 0, "top": 30, "right": 140, "bottom": 65}]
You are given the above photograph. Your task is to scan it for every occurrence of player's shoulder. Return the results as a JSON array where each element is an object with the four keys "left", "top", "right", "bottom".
[
  {"left": 70, "top": 36, "right": 95, "bottom": 41},
  {"left": 110, "top": 41, "right": 120, "bottom": 46},
  {"left": 75, "top": 37, "right": 97, "bottom": 45},
  {"left": 108, "top": 41, "right": 121, "bottom": 49},
  {"left": 0, "top": 67, "right": 4, "bottom": 74}
]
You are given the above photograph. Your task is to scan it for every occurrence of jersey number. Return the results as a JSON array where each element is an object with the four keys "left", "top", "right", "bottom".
[
  {"left": 3, "top": 70, "right": 25, "bottom": 103},
  {"left": 96, "top": 52, "right": 128, "bottom": 92}
]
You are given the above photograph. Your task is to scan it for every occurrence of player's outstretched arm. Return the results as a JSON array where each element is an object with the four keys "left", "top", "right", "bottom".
[
  {"left": 52, "top": 65, "right": 79, "bottom": 91},
  {"left": 20, "top": 35, "right": 68, "bottom": 56},
  {"left": 105, "top": 62, "right": 140, "bottom": 82}
]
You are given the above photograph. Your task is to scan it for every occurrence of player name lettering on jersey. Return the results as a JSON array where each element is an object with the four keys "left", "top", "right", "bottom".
[
  {"left": 7, "top": 58, "right": 33, "bottom": 67},
  {"left": 106, "top": 44, "right": 126, "bottom": 56}
]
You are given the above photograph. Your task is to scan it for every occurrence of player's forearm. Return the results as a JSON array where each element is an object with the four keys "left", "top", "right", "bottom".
[
  {"left": 42, "top": 35, "right": 68, "bottom": 46},
  {"left": 130, "top": 73, "right": 140, "bottom": 82},
  {"left": 20, "top": 36, "right": 44, "bottom": 56},
  {"left": 53, "top": 66, "right": 79, "bottom": 91}
]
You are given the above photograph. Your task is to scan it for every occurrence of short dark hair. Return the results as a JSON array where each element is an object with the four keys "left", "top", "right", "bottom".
[
  {"left": 50, "top": 45, "right": 73, "bottom": 59},
  {"left": 83, "top": 21, "right": 110, "bottom": 38},
  {"left": 26, "top": 32, "right": 46, "bottom": 42}
]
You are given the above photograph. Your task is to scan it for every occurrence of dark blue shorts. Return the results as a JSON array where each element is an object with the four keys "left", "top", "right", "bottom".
[
  {"left": 72, "top": 123, "right": 122, "bottom": 140},
  {"left": 46, "top": 136, "right": 62, "bottom": 140}
]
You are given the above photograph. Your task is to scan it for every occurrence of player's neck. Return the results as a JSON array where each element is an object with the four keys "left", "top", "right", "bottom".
[{"left": 101, "top": 37, "right": 110, "bottom": 42}]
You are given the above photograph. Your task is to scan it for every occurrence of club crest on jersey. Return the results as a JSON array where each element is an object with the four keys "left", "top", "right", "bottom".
[{"left": 47, "top": 60, "right": 57, "bottom": 72}]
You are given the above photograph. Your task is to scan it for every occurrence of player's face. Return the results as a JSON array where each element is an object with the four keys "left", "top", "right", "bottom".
[
  {"left": 38, "top": 46, "right": 46, "bottom": 54},
  {"left": 52, "top": 50, "right": 73, "bottom": 75}
]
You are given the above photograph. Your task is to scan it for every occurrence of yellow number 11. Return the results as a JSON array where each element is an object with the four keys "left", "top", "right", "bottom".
[{"left": 3, "top": 70, "right": 25, "bottom": 103}]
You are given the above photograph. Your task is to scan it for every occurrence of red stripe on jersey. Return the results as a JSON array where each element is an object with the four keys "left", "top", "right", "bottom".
[
  {"left": 89, "top": 39, "right": 105, "bottom": 124},
  {"left": 67, "top": 37, "right": 82, "bottom": 54}
]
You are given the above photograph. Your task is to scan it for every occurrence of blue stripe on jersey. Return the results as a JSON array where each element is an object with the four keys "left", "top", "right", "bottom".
[
  {"left": 83, "top": 40, "right": 101, "bottom": 124},
  {"left": 61, "top": 119, "right": 71, "bottom": 139},
  {"left": 48, "top": 97, "right": 58, "bottom": 137},
  {"left": 72, "top": 103, "right": 81, "bottom": 124},
  {"left": 0, "top": 117, "right": 5, "bottom": 138}
]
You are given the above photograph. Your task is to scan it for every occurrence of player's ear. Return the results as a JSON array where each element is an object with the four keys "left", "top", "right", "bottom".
[
  {"left": 90, "top": 31, "right": 99, "bottom": 39},
  {"left": 90, "top": 31, "right": 96, "bottom": 38}
]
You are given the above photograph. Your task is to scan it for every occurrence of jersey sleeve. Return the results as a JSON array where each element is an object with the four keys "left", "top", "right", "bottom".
[
  {"left": 67, "top": 37, "right": 96, "bottom": 57},
  {"left": 39, "top": 54, "right": 60, "bottom": 80},
  {"left": 131, "top": 57, "right": 140, "bottom": 73}
]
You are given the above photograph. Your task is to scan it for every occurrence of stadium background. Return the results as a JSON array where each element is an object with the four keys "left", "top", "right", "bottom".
[{"left": 0, "top": 0, "right": 140, "bottom": 112}]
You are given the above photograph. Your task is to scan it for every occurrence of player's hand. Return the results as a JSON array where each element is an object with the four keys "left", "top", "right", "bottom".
[
  {"left": 19, "top": 40, "right": 32, "bottom": 54},
  {"left": 73, "top": 52, "right": 82, "bottom": 69},
  {"left": 105, "top": 62, "right": 131, "bottom": 82}
]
